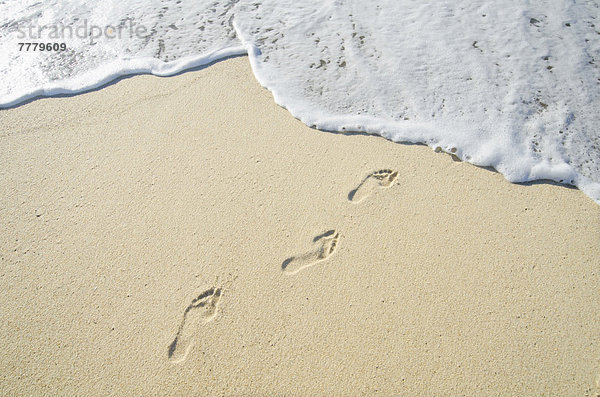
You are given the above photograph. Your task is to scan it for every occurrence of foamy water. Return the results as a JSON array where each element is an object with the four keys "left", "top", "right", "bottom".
[{"left": 1, "top": 0, "right": 599, "bottom": 203}]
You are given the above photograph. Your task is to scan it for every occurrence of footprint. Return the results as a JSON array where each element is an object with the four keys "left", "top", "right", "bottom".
[
  {"left": 348, "top": 169, "right": 398, "bottom": 203},
  {"left": 168, "top": 287, "right": 222, "bottom": 363},
  {"left": 282, "top": 230, "right": 340, "bottom": 275}
]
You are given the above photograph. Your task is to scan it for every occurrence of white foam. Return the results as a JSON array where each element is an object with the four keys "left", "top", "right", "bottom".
[
  {"left": 1, "top": 0, "right": 599, "bottom": 203},
  {"left": 0, "top": 0, "right": 243, "bottom": 106},
  {"left": 233, "top": 0, "right": 600, "bottom": 203}
]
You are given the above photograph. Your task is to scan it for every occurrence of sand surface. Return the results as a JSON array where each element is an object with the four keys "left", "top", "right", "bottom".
[{"left": 1, "top": 56, "right": 599, "bottom": 395}]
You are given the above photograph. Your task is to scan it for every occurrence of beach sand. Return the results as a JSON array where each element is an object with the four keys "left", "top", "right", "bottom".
[{"left": 1, "top": 56, "right": 599, "bottom": 395}]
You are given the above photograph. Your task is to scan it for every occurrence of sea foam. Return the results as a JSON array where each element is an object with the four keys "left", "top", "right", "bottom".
[{"left": 1, "top": 0, "right": 599, "bottom": 203}]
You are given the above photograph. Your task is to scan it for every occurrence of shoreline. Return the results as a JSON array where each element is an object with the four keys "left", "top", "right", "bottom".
[
  {"left": 1, "top": 56, "right": 599, "bottom": 395},
  {"left": 2, "top": 59, "right": 597, "bottom": 205}
]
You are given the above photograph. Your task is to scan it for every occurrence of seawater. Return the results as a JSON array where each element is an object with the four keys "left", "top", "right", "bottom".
[{"left": 1, "top": 0, "right": 599, "bottom": 203}]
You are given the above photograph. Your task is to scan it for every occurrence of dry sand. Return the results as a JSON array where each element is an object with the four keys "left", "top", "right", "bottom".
[{"left": 1, "top": 56, "right": 599, "bottom": 395}]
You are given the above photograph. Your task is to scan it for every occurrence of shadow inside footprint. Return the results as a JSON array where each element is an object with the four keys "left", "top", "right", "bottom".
[
  {"left": 349, "top": 169, "right": 398, "bottom": 203},
  {"left": 282, "top": 230, "right": 340, "bottom": 275},
  {"left": 168, "top": 287, "right": 222, "bottom": 363}
]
